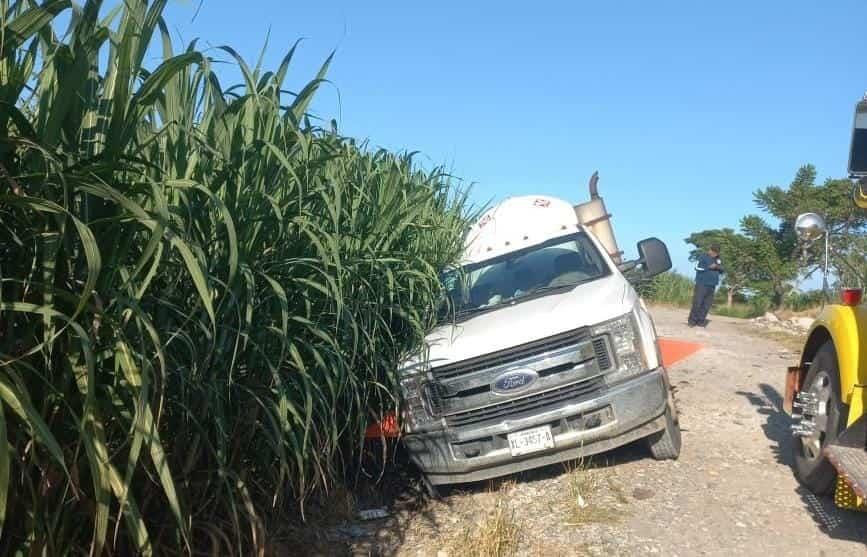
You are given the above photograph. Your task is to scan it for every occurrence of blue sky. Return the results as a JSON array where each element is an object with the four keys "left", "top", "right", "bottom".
[{"left": 160, "top": 0, "right": 867, "bottom": 277}]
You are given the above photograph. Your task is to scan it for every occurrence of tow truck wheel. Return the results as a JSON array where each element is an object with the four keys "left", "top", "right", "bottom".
[
  {"left": 792, "top": 341, "right": 849, "bottom": 495},
  {"left": 646, "top": 400, "right": 681, "bottom": 460}
]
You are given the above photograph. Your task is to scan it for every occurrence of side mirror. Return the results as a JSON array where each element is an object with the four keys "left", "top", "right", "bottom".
[{"left": 637, "top": 237, "right": 672, "bottom": 278}]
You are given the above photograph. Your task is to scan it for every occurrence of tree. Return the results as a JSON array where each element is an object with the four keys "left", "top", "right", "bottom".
[
  {"left": 685, "top": 228, "right": 755, "bottom": 306},
  {"left": 753, "top": 164, "right": 867, "bottom": 286},
  {"left": 738, "top": 214, "right": 799, "bottom": 308},
  {"left": 753, "top": 165, "right": 862, "bottom": 228},
  {"left": 683, "top": 165, "right": 862, "bottom": 310}
]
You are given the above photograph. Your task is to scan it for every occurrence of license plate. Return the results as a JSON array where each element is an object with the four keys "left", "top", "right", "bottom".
[{"left": 507, "top": 425, "right": 554, "bottom": 456}]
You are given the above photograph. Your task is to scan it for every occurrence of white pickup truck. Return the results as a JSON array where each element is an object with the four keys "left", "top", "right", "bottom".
[{"left": 398, "top": 187, "right": 680, "bottom": 489}]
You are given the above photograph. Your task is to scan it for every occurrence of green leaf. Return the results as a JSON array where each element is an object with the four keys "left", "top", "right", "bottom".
[
  {"left": 134, "top": 51, "right": 202, "bottom": 106},
  {"left": 0, "top": 0, "right": 71, "bottom": 58},
  {"left": 0, "top": 369, "right": 68, "bottom": 477},
  {"left": 290, "top": 51, "right": 333, "bottom": 121}
]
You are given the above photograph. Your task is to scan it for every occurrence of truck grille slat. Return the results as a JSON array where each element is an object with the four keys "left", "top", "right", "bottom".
[
  {"left": 443, "top": 377, "right": 605, "bottom": 428},
  {"left": 592, "top": 337, "right": 611, "bottom": 370},
  {"left": 431, "top": 328, "right": 590, "bottom": 380}
]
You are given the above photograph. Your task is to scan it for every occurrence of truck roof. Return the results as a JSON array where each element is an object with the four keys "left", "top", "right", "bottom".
[{"left": 463, "top": 195, "right": 581, "bottom": 264}]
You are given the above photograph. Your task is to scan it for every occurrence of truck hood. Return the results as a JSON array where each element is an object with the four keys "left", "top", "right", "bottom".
[{"left": 423, "top": 275, "right": 635, "bottom": 369}]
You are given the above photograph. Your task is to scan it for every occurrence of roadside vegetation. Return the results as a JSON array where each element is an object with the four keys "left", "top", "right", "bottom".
[
  {"left": 449, "top": 483, "right": 521, "bottom": 557},
  {"left": 0, "top": 1, "right": 469, "bottom": 555},
  {"left": 637, "top": 272, "right": 694, "bottom": 307},
  {"left": 639, "top": 272, "right": 824, "bottom": 319},
  {"left": 678, "top": 164, "right": 866, "bottom": 313}
]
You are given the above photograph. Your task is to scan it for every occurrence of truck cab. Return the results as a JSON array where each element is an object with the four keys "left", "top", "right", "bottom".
[{"left": 398, "top": 192, "right": 681, "bottom": 487}]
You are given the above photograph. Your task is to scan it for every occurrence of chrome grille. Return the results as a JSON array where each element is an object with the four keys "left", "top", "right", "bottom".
[
  {"left": 431, "top": 328, "right": 590, "bottom": 380},
  {"left": 443, "top": 377, "right": 605, "bottom": 428}
]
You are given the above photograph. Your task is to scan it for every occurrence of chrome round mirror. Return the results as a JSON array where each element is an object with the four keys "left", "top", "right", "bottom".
[{"left": 795, "top": 212, "right": 827, "bottom": 241}]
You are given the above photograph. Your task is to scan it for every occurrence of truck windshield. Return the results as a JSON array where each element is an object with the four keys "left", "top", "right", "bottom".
[{"left": 440, "top": 232, "right": 610, "bottom": 320}]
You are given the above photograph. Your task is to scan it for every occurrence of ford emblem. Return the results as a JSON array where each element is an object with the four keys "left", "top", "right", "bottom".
[{"left": 492, "top": 369, "right": 538, "bottom": 395}]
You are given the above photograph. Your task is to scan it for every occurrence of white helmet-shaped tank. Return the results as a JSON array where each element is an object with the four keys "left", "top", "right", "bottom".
[{"left": 463, "top": 196, "right": 580, "bottom": 263}]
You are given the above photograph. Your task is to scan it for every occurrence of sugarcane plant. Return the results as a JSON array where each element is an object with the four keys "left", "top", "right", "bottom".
[{"left": 0, "top": 1, "right": 470, "bottom": 554}]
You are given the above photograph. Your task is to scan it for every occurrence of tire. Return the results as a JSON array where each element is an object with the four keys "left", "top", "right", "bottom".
[
  {"left": 792, "top": 341, "right": 849, "bottom": 495},
  {"left": 646, "top": 400, "right": 682, "bottom": 460}
]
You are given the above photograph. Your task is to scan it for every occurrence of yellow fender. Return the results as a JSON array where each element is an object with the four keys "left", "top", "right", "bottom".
[
  {"left": 853, "top": 180, "right": 867, "bottom": 209},
  {"left": 800, "top": 304, "right": 867, "bottom": 425}
]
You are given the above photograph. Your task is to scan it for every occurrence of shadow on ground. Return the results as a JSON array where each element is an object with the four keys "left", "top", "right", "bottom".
[
  {"left": 275, "top": 442, "right": 453, "bottom": 556},
  {"left": 737, "top": 383, "right": 867, "bottom": 545}
]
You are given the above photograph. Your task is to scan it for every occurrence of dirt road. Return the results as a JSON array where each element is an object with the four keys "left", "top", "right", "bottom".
[{"left": 339, "top": 307, "right": 867, "bottom": 556}]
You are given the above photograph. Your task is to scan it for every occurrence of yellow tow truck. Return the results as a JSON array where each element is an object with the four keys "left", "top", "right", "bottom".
[{"left": 785, "top": 96, "right": 867, "bottom": 511}]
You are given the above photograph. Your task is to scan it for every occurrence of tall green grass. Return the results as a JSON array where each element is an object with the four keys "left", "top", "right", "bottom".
[
  {"left": 0, "top": 1, "right": 469, "bottom": 554},
  {"left": 636, "top": 272, "right": 695, "bottom": 306}
]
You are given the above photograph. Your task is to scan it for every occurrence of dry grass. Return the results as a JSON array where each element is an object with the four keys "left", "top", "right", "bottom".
[
  {"left": 525, "top": 541, "right": 592, "bottom": 556},
  {"left": 563, "top": 459, "right": 623, "bottom": 526},
  {"left": 745, "top": 326, "right": 807, "bottom": 353},
  {"left": 448, "top": 482, "right": 521, "bottom": 557}
]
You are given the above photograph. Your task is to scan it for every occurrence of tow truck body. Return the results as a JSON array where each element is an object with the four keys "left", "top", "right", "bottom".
[{"left": 785, "top": 97, "right": 867, "bottom": 510}]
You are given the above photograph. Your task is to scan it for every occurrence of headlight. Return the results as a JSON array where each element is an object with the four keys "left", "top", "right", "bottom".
[
  {"left": 397, "top": 347, "right": 440, "bottom": 432},
  {"left": 591, "top": 312, "right": 647, "bottom": 383},
  {"left": 398, "top": 374, "right": 439, "bottom": 432}
]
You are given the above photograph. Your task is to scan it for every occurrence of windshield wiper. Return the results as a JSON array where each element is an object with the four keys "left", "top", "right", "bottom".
[
  {"left": 455, "top": 304, "right": 501, "bottom": 318},
  {"left": 522, "top": 283, "right": 578, "bottom": 298},
  {"left": 450, "top": 299, "right": 516, "bottom": 321}
]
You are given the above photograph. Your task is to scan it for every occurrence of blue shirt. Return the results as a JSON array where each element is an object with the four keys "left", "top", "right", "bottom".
[{"left": 695, "top": 254, "right": 723, "bottom": 287}]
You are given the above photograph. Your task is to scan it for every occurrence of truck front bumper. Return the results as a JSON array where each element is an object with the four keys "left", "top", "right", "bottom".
[{"left": 403, "top": 368, "right": 669, "bottom": 485}]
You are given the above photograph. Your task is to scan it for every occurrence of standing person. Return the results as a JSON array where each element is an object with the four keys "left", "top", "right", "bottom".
[{"left": 688, "top": 244, "right": 723, "bottom": 327}]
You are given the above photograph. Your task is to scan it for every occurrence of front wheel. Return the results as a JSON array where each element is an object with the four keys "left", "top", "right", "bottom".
[
  {"left": 792, "top": 341, "right": 848, "bottom": 495},
  {"left": 646, "top": 400, "right": 682, "bottom": 460}
]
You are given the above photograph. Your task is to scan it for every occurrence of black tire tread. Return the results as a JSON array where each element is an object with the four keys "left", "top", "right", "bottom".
[{"left": 647, "top": 403, "right": 682, "bottom": 460}]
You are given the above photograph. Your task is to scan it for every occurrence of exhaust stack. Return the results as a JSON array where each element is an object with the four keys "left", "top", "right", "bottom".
[{"left": 574, "top": 171, "right": 622, "bottom": 264}]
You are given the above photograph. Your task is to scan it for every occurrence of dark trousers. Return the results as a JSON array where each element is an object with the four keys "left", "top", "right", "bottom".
[{"left": 688, "top": 284, "right": 715, "bottom": 325}]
